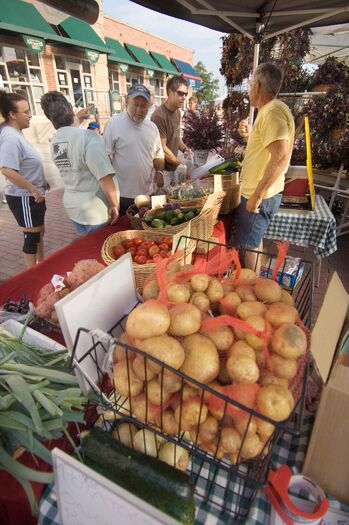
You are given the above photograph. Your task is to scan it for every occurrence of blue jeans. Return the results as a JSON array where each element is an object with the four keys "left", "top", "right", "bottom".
[
  {"left": 231, "top": 194, "right": 282, "bottom": 249},
  {"left": 71, "top": 221, "right": 107, "bottom": 234}
]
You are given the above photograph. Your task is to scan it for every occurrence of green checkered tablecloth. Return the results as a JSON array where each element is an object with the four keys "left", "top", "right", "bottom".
[
  {"left": 265, "top": 194, "right": 337, "bottom": 258},
  {"left": 39, "top": 411, "right": 346, "bottom": 525}
]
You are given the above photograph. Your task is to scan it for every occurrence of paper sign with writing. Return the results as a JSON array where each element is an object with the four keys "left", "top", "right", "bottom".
[{"left": 151, "top": 195, "right": 166, "bottom": 208}]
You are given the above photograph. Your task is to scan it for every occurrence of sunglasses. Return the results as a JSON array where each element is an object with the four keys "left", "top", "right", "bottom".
[{"left": 176, "top": 90, "right": 188, "bottom": 97}]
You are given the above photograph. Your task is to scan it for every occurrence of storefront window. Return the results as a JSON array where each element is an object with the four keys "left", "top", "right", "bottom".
[
  {"left": 125, "top": 74, "right": 144, "bottom": 90},
  {"left": 109, "top": 69, "right": 120, "bottom": 92},
  {"left": 150, "top": 77, "right": 165, "bottom": 98},
  {"left": 54, "top": 54, "right": 95, "bottom": 107},
  {"left": 0, "top": 45, "right": 45, "bottom": 116}
]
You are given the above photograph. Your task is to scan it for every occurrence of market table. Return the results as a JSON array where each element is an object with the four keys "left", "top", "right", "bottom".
[
  {"left": 265, "top": 194, "right": 337, "bottom": 258},
  {"left": 37, "top": 411, "right": 348, "bottom": 525}
]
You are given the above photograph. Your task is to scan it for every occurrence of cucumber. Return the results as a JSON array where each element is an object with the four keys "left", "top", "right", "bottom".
[{"left": 82, "top": 428, "right": 196, "bottom": 525}]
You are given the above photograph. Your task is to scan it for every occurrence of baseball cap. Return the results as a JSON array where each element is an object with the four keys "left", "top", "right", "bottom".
[
  {"left": 127, "top": 84, "right": 151, "bottom": 102},
  {"left": 87, "top": 122, "right": 100, "bottom": 129}
]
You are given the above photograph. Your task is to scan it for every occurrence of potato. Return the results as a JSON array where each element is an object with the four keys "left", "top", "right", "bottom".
[
  {"left": 146, "top": 379, "right": 172, "bottom": 406},
  {"left": 217, "top": 357, "right": 231, "bottom": 385},
  {"left": 226, "top": 355, "right": 259, "bottom": 383},
  {"left": 265, "top": 302, "right": 298, "bottom": 328},
  {"left": 113, "top": 332, "right": 136, "bottom": 363},
  {"left": 206, "top": 279, "right": 224, "bottom": 303},
  {"left": 280, "top": 288, "right": 295, "bottom": 306},
  {"left": 241, "top": 434, "right": 263, "bottom": 458},
  {"left": 270, "top": 353, "right": 297, "bottom": 380},
  {"left": 237, "top": 301, "right": 267, "bottom": 320},
  {"left": 255, "top": 417, "right": 275, "bottom": 439},
  {"left": 113, "top": 360, "right": 143, "bottom": 397},
  {"left": 200, "top": 324, "right": 234, "bottom": 352},
  {"left": 112, "top": 423, "right": 138, "bottom": 447},
  {"left": 131, "top": 393, "right": 159, "bottom": 423},
  {"left": 142, "top": 279, "right": 160, "bottom": 300},
  {"left": 174, "top": 397, "right": 208, "bottom": 429},
  {"left": 271, "top": 323, "right": 307, "bottom": 359},
  {"left": 219, "top": 427, "right": 242, "bottom": 453},
  {"left": 181, "top": 334, "right": 220, "bottom": 384},
  {"left": 232, "top": 415, "right": 257, "bottom": 438},
  {"left": 161, "top": 369, "right": 182, "bottom": 393},
  {"left": 158, "top": 442, "right": 189, "bottom": 471},
  {"left": 235, "top": 285, "right": 257, "bottom": 302},
  {"left": 232, "top": 268, "right": 257, "bottom": 282},
  {"left": 167, "top": 283, "right": 190, "bottom": 304},
  {"left": 218, "top": 291, "right": 241, "bottom": 315},
  {"left": 255, "top": 349, "right": 266, "bottom": 368},
  {"left": 191, "top": 273, "right": 211, "bottom": 292},
  {"left": 221, "top": 278, "right": 235, "bottom": 294},
  {"left": 244, "top": 315, "right": 266, "bottom": 351},
  {"left": 133, "top": 429, "right": 162, "bottom": 457},
  {"left": 169, "top": 303, "right": 201, "bottom": 337},
  {"left": 132, "top": 355, "right": 156, "bottom": 381},
  {"left": 197, "top": 416, "right": 219, "bottom": 442},
  {"left": 126, "top": 302, "right": 170, "bottom": 340},
  {"left": 35, "top": 301, "right": 52, "bottom": 319},
  {"left": 257, "top": 384, "right": 295, "bottom": 422},
  {"left": 226, "top": 340, "right": 256, "bottom": 361},
  {"left": 189, "top": 292, "right": 210, "bottom": 313},
  {"left": 255, "top": 278, "right": 282, "bottom": 303},
  {"left": 137, "top": 334, "right": 185, "bottom": 372},
  {"left": 261, "top": 370, "right": 289, "bottom": 388},
  {"left": 155, "top": 409, "right": 179, "bottom": 435}
]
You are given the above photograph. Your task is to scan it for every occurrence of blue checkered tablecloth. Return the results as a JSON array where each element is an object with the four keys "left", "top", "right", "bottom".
[
  {"left": 38, "top": 411, "right": 347, "bottom": 525},
  {"left": 265, "top": 194, "right": 337, "bottom": 258}
]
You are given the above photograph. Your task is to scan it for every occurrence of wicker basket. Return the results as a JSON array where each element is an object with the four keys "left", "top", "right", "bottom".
[
  {"left": 126, "top": 207, "right": 143, "bottom": 230},
  {"left": 142, "top": 206, "right": 202, "bottom": 235},
  {"left": 167, "top": 195, "right": 208, "bottom": 208},
  {"left": 207, "top": 175, "right": 241, "bottom": 214},
  {"left": 101, "top": 230, "right": 194, "bottom": 290}
]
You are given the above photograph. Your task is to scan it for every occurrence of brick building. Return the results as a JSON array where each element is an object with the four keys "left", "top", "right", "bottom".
[{"left": 0, "top": 0, "right": 201, "bottom": 142}]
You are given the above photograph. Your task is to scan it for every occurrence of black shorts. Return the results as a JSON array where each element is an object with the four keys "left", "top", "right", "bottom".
[{"left": 6, "top": 195, "right": 46, "bottom": 228}]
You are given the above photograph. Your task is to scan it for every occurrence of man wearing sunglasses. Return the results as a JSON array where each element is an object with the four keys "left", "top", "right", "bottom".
[{"left": 151, "top": 75, "right": 191, "bottom": 187}]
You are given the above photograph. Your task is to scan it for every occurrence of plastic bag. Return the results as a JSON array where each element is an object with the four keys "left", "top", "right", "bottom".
[{"left": 173, "top": 164, "right": 188, "bottom": 185}]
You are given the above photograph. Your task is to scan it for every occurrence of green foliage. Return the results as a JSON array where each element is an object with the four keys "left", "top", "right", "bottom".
[{"left": 193, "top": 61, "right": 220, "bottom": 104}]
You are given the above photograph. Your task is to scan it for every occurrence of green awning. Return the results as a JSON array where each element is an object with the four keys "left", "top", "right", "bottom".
[
  {"left": 150, "top": 51, "right": 178, "bottom": 74},
  {"left": 59, "top": 17, "right": 111, "bottom": 54},
  {"left": 126, "top": 43, "right": 161, "bottom": 71},
  {"left": 0, "top": 0, "right": 57, "bottom": 38},
  {"left": 105, "top": 37, "right": 137, "bottom": 66}
]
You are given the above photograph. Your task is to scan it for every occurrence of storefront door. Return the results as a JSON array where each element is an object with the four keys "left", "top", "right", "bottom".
[{"left": 67, "top": 63, "right": 83, "bottom": 106}]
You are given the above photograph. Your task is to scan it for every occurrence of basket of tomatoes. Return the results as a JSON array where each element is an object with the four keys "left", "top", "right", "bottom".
[{"left": 101, "top": 230, "right": 188, "bottom": 290}]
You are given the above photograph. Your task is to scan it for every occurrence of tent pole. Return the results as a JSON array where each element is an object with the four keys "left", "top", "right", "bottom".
[{"left": 248, "top": 41, "right": 260, "bottom": 124}]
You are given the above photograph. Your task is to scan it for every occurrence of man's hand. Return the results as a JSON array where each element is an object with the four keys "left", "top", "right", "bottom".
[
  {"left": 154, "top": 170, "right": 164, "bottom": 188},
  {"left": 239, "top": 119, "right": 251, "bottom": 140},
  {"left": 31, "top": 187, "right": 44, "bottom": 203},
  {"left": 246, "top": 194, "right": 262, "bottom": 213},
  {"left": 109, "top": 205, "right": 119, "bottom": 225}
]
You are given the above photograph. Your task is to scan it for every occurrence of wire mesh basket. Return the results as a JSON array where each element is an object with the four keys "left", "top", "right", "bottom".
[{"left": 70, "top": 237, "right": 313, "bottom": 522}]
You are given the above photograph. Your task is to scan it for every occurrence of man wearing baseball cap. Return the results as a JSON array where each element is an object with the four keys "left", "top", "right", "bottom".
[
  {"left": 87, "top": 121, "right": 100, "bottom": 134},
  {"left": 104, "top": 84, "right": 165, "bottom": 215}
]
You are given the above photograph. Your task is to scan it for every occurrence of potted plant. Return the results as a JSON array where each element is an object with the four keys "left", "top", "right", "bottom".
[
  {"left": 310, "top": 57, "right": 349, "bottom": 91},
  {"left": 183, "top": 106, "right": 224, "bottom": 164}
]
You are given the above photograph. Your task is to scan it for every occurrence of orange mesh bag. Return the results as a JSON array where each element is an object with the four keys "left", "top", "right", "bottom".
[{"left": 205, "top": 383, "right": 261, "bottom": 420}]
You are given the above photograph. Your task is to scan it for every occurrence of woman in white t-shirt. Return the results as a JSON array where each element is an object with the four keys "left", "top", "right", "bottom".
[{"left": 0, "top": 91, "right": 47, "bottom": 268}]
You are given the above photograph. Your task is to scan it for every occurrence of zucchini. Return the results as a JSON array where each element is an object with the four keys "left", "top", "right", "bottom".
[{"left": 82, "top": 428, "right": 196, "bottom": 525}]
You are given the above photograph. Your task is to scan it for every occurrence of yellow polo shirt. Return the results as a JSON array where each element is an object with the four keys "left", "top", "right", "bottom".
[{"left": 241, "top": 99, "right": 295, "bottom": 199}]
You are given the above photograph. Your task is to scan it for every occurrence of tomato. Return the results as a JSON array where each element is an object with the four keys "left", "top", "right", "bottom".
[
  {"left": 159, "top": 250, "right": 168, "bottom": 258},
  {"left": 143, "top": 239, "right": 155, "bottom": 248},
  {"left": 127, "top": 247, "right": 136, "bottom": 257},
  {"left": 148, "top": 245, "right": 160, "bottom": 258},
  {"left": 122, "top": 239, "right": 134, "bottom": 249},
  {"left": 158, "top": 243, "right": 169, "bottom": 252},
  {"left": 133, "top": 237, "right": 143, "bottom": 246},
  {"left": 146, "top": 259, "right": 153, "bottom": 263},
  {"left": 164, "top": 236, "right": 173, "bottom": 247},
  {"left": 137, "top": 255, "right": 147, "bottom": 265},
  {"left": 137, "top": 248, "right": 148, "bottom": 257},
  {"left": 113, "top": 245, "right": 125, "bottom": 258}
]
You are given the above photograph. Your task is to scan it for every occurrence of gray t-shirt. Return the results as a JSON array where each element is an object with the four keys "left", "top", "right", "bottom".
[
  {"left": 0, "top": 125, "right": 46, "bottom": 197},
  {"left": 50, "top": 126, "right": 117, "bottom": 225}
]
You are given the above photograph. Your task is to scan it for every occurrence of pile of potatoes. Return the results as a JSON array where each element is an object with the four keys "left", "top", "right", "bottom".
[
  {"left": 34, "top": 259, "right": 105, "bottom": 324},
  {"left": 111, "top": 266, "right": 308, "bottom": 464}
]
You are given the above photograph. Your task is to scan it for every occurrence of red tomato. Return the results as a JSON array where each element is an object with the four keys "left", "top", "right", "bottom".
[
  {"left": 147, "top": 239, "right": 155, "bottom": 247},
  {"left": 137, "top": 255, "right": 147, "bottom": 265},
  {"left": 127, "top": 247, "right": 136, "bottom": 257},
  {"left": 159, "top": 250, "right": 168, "bottom": 258},
  {"left": 164, "top": 236, "right": 173, "bottom": 246},
  {"left": 133, "top": 237, "right": 143, "bottom": 246},
  {"left": 122, "top": 239, "right": 134, "bottom": 249},
  {"left": 158, "top": 243, "right": 169, "bottom": 252},
  {"left": 113, "top": 245, "right": 125, "bottom": 258},
  {"left": 148, "top": 245, "right": 160, "bottom": 258},
  {"left": 137, "top": 248, "right": 148, "bottom": 257}
]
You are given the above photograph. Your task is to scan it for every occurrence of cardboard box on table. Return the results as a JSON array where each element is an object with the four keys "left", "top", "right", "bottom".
[{"left": 302, "top": 272, "right": 349, "bottom": 505}]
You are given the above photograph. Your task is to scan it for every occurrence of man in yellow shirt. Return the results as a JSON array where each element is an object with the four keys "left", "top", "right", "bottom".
[{"left": 231, "top": 63, "right": 295, "bottom": 268}]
